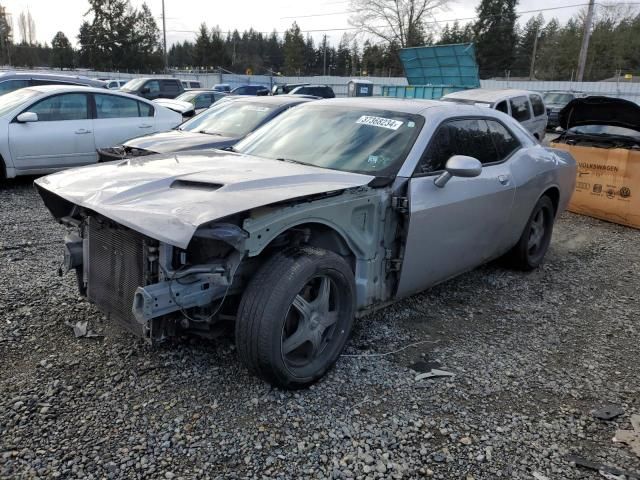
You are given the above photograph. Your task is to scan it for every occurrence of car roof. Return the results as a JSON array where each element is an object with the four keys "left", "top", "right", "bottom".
[
  {"left": 443, "top": 88, "right": 538, "bottom": 103},
  {"left": 0, "top": 71, "right": 104, "bottom": 84},
  {"left": 20, "top": 84, "right": 154, "bottom": 100},
  {"left": 225, "top": 95, "right": 314, "bottom": 106},
  {"left": 293, "top": 85, "right": 331, "bottom": 89}
]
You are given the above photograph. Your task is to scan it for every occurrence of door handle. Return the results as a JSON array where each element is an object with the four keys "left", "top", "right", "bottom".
[
  {"left": 498, "top": 175, "right": 510, "bottom": 185},
  {"left": 138, "top": 124, "right": 153, "bottom": 128},
  {"left": 74, "top": 129, "right": 92, "bottom": 134}
]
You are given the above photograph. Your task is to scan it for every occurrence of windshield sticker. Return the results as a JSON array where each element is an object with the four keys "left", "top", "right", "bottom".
[
  {"left": 367, "top": 155, "right": 380, "bottom": 165},
  {"left": 356, "top": 115, "right": 403, "bottom": 130},
  {"left": 407, "top": 121, "right": 415, "bottom": 128}
]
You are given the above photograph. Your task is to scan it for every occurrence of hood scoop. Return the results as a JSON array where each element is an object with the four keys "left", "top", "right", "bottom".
[{"left": 170, "top": 179, "right": 224, "bottom": 191}]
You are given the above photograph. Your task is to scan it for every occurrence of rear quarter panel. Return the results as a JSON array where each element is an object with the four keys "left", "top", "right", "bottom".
[{"left": 507, "top": 144, "right": 577, "bottom": 244}]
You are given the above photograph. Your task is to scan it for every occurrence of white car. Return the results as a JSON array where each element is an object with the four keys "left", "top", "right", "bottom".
[
  {"left": 105, "top": 79, "right": 128, "bottom": 90},
  {"left": 0, "top": 85, "right": 182, "bottom": 179}
]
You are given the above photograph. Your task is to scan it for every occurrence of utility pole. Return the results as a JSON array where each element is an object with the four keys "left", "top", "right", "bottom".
[
  {"left": 162, "top": 0, "right": 168, "bottom": 72},
  {"left": 576, "top": 0, "right": 595, "bottom": 82},
  {"left": 323, "top": 34, "right": 327, "bottom": 76},
  {"left": 529, "top": 30, "right": 540, "bottom": 80}
]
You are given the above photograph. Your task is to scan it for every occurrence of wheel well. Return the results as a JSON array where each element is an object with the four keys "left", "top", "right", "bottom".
[
  {"left": 260, "top": 222, "right": 356, "bottom": 272},
  {"left": 543, "top": 187, "right": 560, "bottom": 215}
]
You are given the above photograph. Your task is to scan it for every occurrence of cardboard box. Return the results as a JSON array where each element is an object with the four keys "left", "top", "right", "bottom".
[{"left": 551, "top": 142, "right": 640, "bottom": 229}]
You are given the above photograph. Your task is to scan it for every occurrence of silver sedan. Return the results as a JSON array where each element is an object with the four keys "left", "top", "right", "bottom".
[{"left": 36, "top": 98, "right": 577, "bottom": 388}]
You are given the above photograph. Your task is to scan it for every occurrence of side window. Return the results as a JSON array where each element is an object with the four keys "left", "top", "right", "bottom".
[
  {"left": 95, "top": 94, "right": 140, "bottom": 118},
  {"left": 145, "top": 80, "right": 160, "bottom": 93},
  {"left": 0, "top": 79, "right": 29, "bottom": 94},
  {"left": 417, "top": 119, "right": 499, "bottom": 174},
  {"left": 495, "top": 100, "right": 509, "bottom": 114},
  {"left": 509, "top": 96, "right": 531, "bottom": 122},
  {"left": 161, "top": 80, "right": 181, "bottom": 93},
  {"left": 194, "top": 94, "right": 210, "bottom": 109},
  {"left": 530, "top": 94, "right": 545, "bottom": 117},
  {"left": 138, "top": 101, "right": 154, "bottom": 117},
  {"left": 486, "top": 120, "right": 521, "bottom": 161},
  {"left": 28, "top": 93, "right": 88, "bottom": 121}
]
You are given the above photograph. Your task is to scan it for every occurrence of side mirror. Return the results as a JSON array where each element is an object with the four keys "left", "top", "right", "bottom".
[
  {"left": 141, "top": 87, "right": 150, "bottom": 94},
  {"left": 16, "top": 112, "right": 38, "bottom": 123},
  {"left": 434, "top": 155, "right": 482, "bottom": 188}
]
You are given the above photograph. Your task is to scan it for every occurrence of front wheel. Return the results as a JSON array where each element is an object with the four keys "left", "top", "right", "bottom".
[
  {"left": 235, "top": 246, "right": 355, "bottom": 389},
  {"left": 506, "top": 195, "right": 555, "bottom": 270}
]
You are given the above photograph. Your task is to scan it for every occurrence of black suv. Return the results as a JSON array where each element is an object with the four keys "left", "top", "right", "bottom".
[
  {"left": 288, "top": 85, "right": 335, "bottom": 98},
  {"left": 0, "top": 71, "right": 107, "bottom": 96},
  {"left": 120, "top": 77, "right": 184, "bottom": 100},
  {"left": 230, "top": 85, "right": 270, "bottom": 96}
]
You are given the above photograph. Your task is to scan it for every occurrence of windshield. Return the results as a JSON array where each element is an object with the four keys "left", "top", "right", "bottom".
[
  {"left": 569, "top": 125, "right": 640, "bottom": 139},
  {"left": 120, "top": 78, "right": 146, "bottom": 92},
  {"left": 178, "top": 100, "right": 274, "bottom": 136},
  {"left": 176, "top": 92, "right": 198, "bottom": 103},
  {"left": 0, "top": 88, "right": 41, "bottom": 116},
  {"left": 543, "top": 92, "right": 574, "bottom": 105},
  {"left": 235, "top": 105, "right": 424, "bottom": 176}
]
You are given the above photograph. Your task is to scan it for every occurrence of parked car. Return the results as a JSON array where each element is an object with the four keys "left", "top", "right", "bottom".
[
  {"left": 441, "top": 89, "right": 548, "bottom": 140},
  {"left": 120, "top": 77, "right": 184, "bottom": 100},
  {"left": 0, "top": 85, "right": 181, "bottom": 179},
  {"left": 105, "top": 79, "right": 128, "bottom": 90},
  {"left": 543, "top": 90, "right": 585, "bottom": 130},
  {"left": 230, "top": 85, "right": 269, "bottom": 96},
  {"left": 181, "top": 80, "right": 202, "bottom": 89},
  {"left": 0, "top": 71, "right": 107, "bottom": 96},
  {"left": 213, "top": 84, "right": 231, "bottom": 93},
  {"left": 271, "top": 83, "right": 309, "bottom": 95},
  {"left": 288, "top": 84, "right": 335, "bottom": 98},
  {"left": 36, "top": 98, "right": 576, "bottom": 388},
  {"left": 97, "top": 95, "right": 313, "bottom": 161},
  {"left": 152, "top": 90, "right": 227, "bottom": 118}
]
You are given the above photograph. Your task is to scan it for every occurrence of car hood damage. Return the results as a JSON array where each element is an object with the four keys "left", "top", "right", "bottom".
[
  {"left": 123, "top": 130, "right": 238, "bottom": 153},
  {"left": 152, "top": 98, "right": 195, "bottom": 115},
  {"left": 558, "top": 96, "right": 640, "bottom": 132},
  {"left": 34, "top": 151, "right": 374, "bottom": 249}
]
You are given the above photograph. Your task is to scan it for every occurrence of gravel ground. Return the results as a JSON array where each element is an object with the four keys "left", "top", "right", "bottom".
[{"left": 1, "top": 177, "right": 639, "bottom": 480}]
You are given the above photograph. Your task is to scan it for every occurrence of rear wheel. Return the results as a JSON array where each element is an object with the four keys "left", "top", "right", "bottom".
[
  {"left": 506, "top": 195, "right": 555, "bottom": 270},
  {"left": 235, "top": 246, "right": 355, "bottom": 389}
]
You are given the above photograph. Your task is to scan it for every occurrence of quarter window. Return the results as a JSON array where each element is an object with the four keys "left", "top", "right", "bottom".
[
  {"left": 139, "top": 101, "right": 154, "bottom": 117},
  {"left": 29, "top": 93, "right": 89, "bottom": 121},
  {"left": 95, "top": 94, "right": 139, "bottom": 118},
  {"left": 417, "top": 118, "right": 503, "bottom": 174},
  {"left": 509, "top": 96, "right": 531, "bottom": 122},
  {"left": 486, "top": 120, "right": 521, "bottom": 160},
  {"left": 529, "top": 94, "right": 545, "bottom": 116}
]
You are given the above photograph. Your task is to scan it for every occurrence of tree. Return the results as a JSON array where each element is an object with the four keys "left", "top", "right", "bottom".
[
  {"left": 17, "top": 11, "right": 36, "bottom": 45},
  {"left": 51, "top": 32, "right": 73, "bottom": 69},
  {"left": 512, "top": 14, "right": 545, "bottom": 77},
  {"left": 348, "top": 0, "right": 449, "bottom": 48},
  {"left": 283, "top": 22, "right": 305, "bottom": 75},
  {"left": 473, "top": 0, "right": 519, "bottom": 78}
]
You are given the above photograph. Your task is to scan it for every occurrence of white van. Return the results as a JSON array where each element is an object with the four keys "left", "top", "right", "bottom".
[{"left": 441, "top": 88, "right": 548, "bottom": 140}]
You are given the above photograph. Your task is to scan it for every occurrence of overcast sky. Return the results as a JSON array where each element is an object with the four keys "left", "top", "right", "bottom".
[{"left": 8, "top": 0, "right": 588, "bottom": 48}]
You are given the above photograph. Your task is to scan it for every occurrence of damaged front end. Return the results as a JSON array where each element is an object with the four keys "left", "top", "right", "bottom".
[
  {"left": 56, "top": 208, "right": 248, "bottom": 343},
  {"left": 97, "top": 146, "right": 155, "bottom": 162}
]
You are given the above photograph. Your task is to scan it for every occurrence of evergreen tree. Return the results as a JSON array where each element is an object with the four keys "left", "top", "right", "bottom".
[
  {"left": 283, "top": 22, "right": 305, "bottom": 75},
  {"left": 51, "top": 31, "right": 73, "bottom": 69},
  {"left": 473, "top": 0, "right": 519, "bottom": 78}
]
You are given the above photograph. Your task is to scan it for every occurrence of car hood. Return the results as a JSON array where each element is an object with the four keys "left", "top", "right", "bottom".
[
  {"left": 35, "top": 151, "right": 374, "bottom": 249},
  {"left": 558, "top": 96, "right": 640, "bottom": 132},
  {"left": 123, "top": 130, "right": 238, "bottom": 153},
  {"left": 152, "top": 98, "right": 194, "bottom": 114}
]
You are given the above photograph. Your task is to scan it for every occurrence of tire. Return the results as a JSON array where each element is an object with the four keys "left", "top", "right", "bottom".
[
  {"left": 506, "top": 195, "right": 555, "bottom": 270},
  {"left": 235, "top": 246, "right": 355, "bottom": 389}
]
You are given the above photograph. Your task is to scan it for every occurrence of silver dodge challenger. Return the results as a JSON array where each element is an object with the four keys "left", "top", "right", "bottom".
[{"left": 35, "top": 98, "right": 577, "bottom": 388}]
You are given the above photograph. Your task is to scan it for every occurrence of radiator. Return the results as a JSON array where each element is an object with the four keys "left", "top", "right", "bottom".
[{"left": 87, "top": 216, "right": 150, "bottom": 335}]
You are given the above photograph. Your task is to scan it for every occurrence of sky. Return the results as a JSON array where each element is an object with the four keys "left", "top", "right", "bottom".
[{"left": 7, "top": 0, "right": 591, "bottom": 49}]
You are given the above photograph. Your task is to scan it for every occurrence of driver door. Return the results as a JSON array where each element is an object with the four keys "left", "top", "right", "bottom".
[{"left": 396, "top": 118, "right": 518, "bottom": 298}]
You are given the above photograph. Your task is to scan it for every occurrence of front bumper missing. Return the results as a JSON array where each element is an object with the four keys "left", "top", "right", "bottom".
[{"left": 132, "top": 268, "right": 228, "bottom": 323}]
